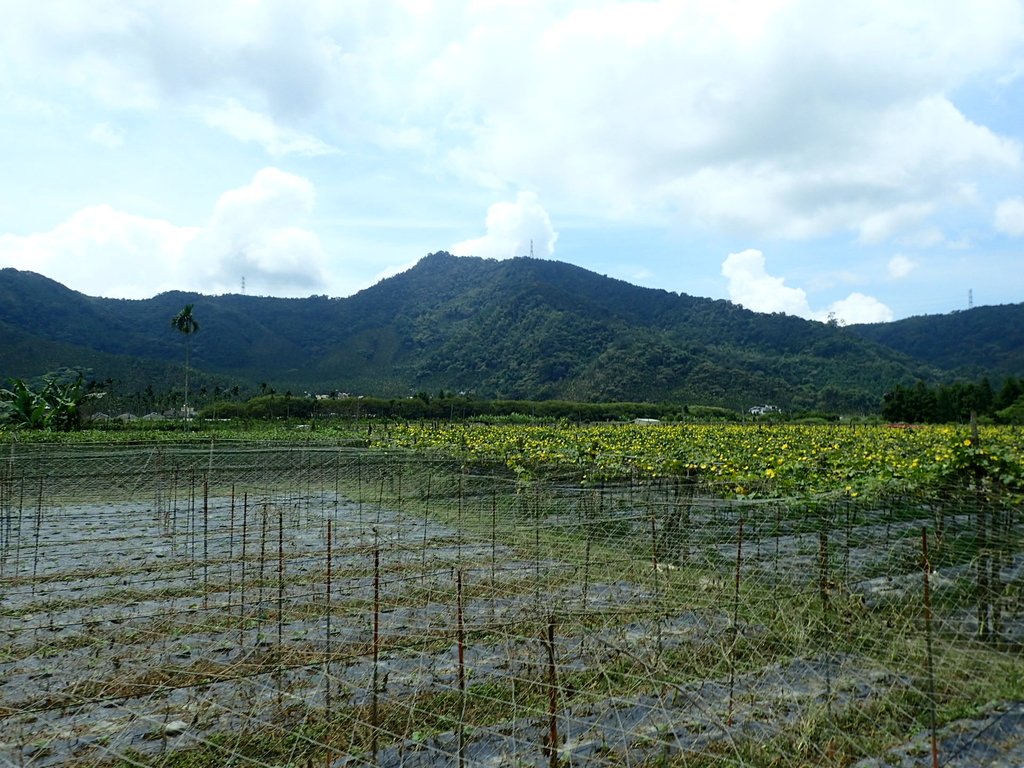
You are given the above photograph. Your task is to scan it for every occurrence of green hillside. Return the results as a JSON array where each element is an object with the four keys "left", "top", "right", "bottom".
[
  {"left": 4, "top": 253, "right": 1018, "bottom": 413},
  {"left": 848, "top": 304, "right": 1024, "bottom": 379}
]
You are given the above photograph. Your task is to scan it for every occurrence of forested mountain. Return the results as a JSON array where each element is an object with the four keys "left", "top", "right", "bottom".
[
  {"left": 848, "top": 304, "right": 1024, "bottom": 379},
  {"left": 2, "top": 252, "right": 1019, "bottom": 412}
]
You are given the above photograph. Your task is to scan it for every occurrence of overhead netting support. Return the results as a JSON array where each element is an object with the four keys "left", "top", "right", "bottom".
[{"left": 1, "top": 440, "right": 1022, "bottom": 767}]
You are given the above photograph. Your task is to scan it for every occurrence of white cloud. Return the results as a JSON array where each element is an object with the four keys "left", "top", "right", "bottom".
[
  {"left": 0, "top": 1, "right": 345, "bottom": 114},
  {"left": 898, "top": 227, "right": 945, "bottom": 248},
  {"left": 452, "top": 192, "right": 558, "bottom": 259},
  {"left": 369, "top": 257, "right": 421, "bottom": 286},
  {"left": 0, "top": 168, "right": 329, "bottom": 298},
  {"left": 824, "top": 292, "right": 893, "bottom": 324},
  {"left": 612, "top": 266, "right": 655, "bottom": 286},
  {"left": 88, "top": 122, "right": 124, "bottom": 148},
  {"left": 721, "top": 248, "right": 893, "bottom": 323},
  {"left": 721, "top": 249, "right": 814, "bottom": 316},
  {"left": 994, "top": 196, "right": 1024, "bottom": 236},
  {"left": 421, "top": 2, "right": 1024, "bottom": 240},
  {"left": 858, "top": 204, "right": 934, "bottom": 245},
  {"left": 186, "top": 168, "right": 328, "bottom": 293},
  {"left": 2, "top": 2, "right": 1021, "bottom": 247},
  {"left": 887, "top": 254, "right": 918, "bottom": 279},
  {"left": 0, "top": 206, "right": 197, "bottom": 298},
  {"left": 203, "top": 100, "right": 337, "bottom": 156},
  {"left": 207, "top": 168, "right": 316, "bottom": 234},
  {"left": 1, "top": 1, "right": 1023, "bottom": 311}
]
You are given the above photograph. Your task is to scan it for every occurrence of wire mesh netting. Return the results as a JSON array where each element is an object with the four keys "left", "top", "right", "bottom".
[{"left": 1, "top": 440, "right": 1022, "bottom": 767}]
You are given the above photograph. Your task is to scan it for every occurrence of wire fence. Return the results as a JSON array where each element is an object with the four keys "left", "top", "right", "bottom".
[{"left": 1, "top": 440, "right": 1022, "bottom": 767}]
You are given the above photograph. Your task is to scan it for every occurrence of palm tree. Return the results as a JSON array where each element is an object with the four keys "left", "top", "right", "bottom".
[{"left": 171, "top": 304, "right": 200, "bottom": 422}]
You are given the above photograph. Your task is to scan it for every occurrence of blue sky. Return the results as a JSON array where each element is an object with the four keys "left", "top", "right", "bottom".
[{"left": 1, "top": 1, "right": 1022, "bottom": 323}]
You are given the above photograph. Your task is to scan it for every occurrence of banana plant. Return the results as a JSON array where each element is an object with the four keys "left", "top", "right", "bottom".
[
  {"left": 0, "top": 379, "right": 49, "bottom": 428},
  {"left": 0, "top": 375, "right": 104, "bottom": 431}
]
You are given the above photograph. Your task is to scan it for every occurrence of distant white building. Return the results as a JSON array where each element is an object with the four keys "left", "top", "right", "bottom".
[
  {"left": 748, "top": 405, "right": 780, "bottom": 416},
  {"left": 164, "top": 406, "right": 197, "bottom": 419}
]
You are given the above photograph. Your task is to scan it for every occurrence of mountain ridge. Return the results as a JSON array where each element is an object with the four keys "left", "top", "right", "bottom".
[{"left": 1, "top": 253, "right": 1020, "bottom": 412}]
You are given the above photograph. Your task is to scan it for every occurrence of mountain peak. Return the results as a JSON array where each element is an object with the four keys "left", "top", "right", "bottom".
[{"left": 1, "top": 258, "right": 1020, "bottom": 410}]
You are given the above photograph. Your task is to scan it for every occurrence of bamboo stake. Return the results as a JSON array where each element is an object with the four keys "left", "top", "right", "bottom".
[
  {"left": 189, "top": 469, "right": 196, "bottom": 574},
  {"left": 326, "top": 518, "right": 333, "bottom": 710},
  {"left": 14, "top": 473, "right": 24, "bottom": 579},
  {"left": 228, "top": 484, "right": 235, "bottom": 609},
  {"left": 583, "top": 492, "right": 592, "bottom": 608},
  {"left": 203, "top": 478, "right": 209, "bottom": 610},
  {"left": 543, "top": 615, "right": 560, "bottom": 768},
  {"left": 728, "top": 515, "right": 744, "bottom": 726},
  {"left": 458, "top": 471, "right": 464, "bottom": 568},
  {"left": 457, "top": 568, "right": 467, "bottom": 768},
  {"left": 171, "top": 467, "right": 179, "bottom": 550},
  {"left": 240, "top": 492, "right": 248, "bottom": 648},
  {"left": 421, "top": 473, "right": 431, "bottom": 589},
  {"left": 922, "top": 527, "right": 939, "bottom": 768},
  {"left": 259, "top": 503, "right": 269, "bottom": 627},
  {"left": 31, "top": 477, "right": 42, "bottom": 596},
  {"left": 371, "top": 537, "right": 381, "bottom": 764},
  {"left": 277, "top": 504, "right": 285, "bottom": 706},
  {"left": 650, "top": 508, "right": 662, "bottom": 659},
  {"left": 491, "top": 488, "right": 498, "bottom": 593},
  {"left": 0, "top": 470, "right": 7, "bottom": 575},
  {"left": 819, "top": 507, "right": 830, "bottom": 611}
]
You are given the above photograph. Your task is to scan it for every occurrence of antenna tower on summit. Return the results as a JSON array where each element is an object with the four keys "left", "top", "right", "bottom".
[
  {"left": 530, "top": 239, "right": 534, "bottom": 258},
  {"left": 968, "top": 288, "right": 973, "bottom": 309},
  {"left": 241, "top": 276, "right": 246, "bottom": 295}
]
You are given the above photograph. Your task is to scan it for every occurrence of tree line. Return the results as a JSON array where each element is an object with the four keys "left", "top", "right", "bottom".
[
  {"left": 882, "top": 376, "right": 1023, "bottom": 424},
  {"left": 199, "top": 392, "right": 687, "bottom": 424}
]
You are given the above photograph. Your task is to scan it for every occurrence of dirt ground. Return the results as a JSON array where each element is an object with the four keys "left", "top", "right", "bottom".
[{"left": 2, "top": 486, "right": 1022, "bottom": 766}]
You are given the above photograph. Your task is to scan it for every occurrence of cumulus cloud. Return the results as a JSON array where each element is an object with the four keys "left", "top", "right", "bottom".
[
  {"left": 722, "top": 249, "right": 893, "bottom": 324},
  {"left": 420, "top": 2, "right": 1024, "bottom": 241},
  {"left": 5, "top": 2, "right": 1021, "bottom": 246},
  {"left": 0, "top": 206, "right": 196, "bottom": 298},
  {"left": 887, "top": 254, "right": 918, "bottom": 279},
  {"left": 88, "top": 122, "right": 124, "bottom": 148},
  {"left": 825, "top": 293, "right": 893, "bottom": 324},
  {"left": 207, "top": 167, "right": 316, "bottom": 234},
  {"left": 203, "top": 100, "right": 337, "bottom": 156},
  {"left": 721, "top": 249, "right": 814, "bottom": 317},
  {"left": 899, "top": 227, "right": 945, "bottom": 248},
  {"left": 858, "top": 204, "right": 934, "bottom": 245},
  {"left": 994, "top": 197, "right": 1024, "bottom": 236},
  {"left": 0, "top": 168, "right": 328, "bottom": 298},
  {"left": 0, "top": 1, "right": 342, "bottom": 114},
  {"left": 452, "top": 192, "right": 558, "bottom": 259},
  {"left": 188, "top": 168, "right": 328, "bottom": 292},
  {"left": 2, "top": 0, "right": 1024, "bottom": 304}
]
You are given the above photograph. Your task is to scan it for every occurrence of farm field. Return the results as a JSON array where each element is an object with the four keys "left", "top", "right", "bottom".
[
  {"left": 1, "top": 425, "right": 1022, "bottom": 766},
  {"left": 377, "top": 421, "right": 1024, "bottom": 495}
]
